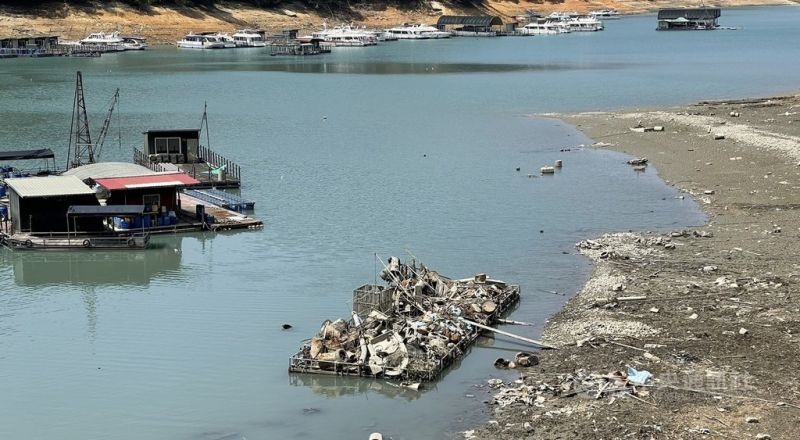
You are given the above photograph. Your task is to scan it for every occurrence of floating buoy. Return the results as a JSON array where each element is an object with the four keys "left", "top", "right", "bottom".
[
  {"left": 554, "top": 160, "right": 563, "bottom": 168},
  {"left": 540, "top": 166, "right": 555, "bottom": 174}
]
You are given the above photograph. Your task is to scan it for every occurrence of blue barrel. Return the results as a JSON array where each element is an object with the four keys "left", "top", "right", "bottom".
[
  {"left": 0, "top": 185, "right": 6, "bottom": 197},
  {"left": 0, "top": 206, "right": 7, "bottom": 218}
]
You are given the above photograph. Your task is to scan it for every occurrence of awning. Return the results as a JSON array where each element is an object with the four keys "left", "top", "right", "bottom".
[
  {"left": 0, "top": 149, "right": 55, "bottom": 161},
  {"left": 95, "top": 173, "right": 200, "bottom": 191},
  {"left": 68, "top": 205, "right": 146, "bottom": 217}
]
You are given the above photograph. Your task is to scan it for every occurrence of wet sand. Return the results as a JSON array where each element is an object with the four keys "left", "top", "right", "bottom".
[{"left": 471, "top": 94, "right": 800, "bottom": 439}]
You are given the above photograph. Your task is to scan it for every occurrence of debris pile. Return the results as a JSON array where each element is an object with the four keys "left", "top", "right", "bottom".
[
  {"left": 289, "top": 257, "right": 520, "bottom": 381},
  {"left": 489, "top": 367, "right": 654, "bottom": 408}
]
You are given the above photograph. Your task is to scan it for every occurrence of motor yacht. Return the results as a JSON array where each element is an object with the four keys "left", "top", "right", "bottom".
[
  {"left": 232, "top": 29, "right": 267, "bottom": 47},
  {"left": 177, "top": 33, "right": 228, "bottom": 49},
  {"left": 385, "top": 24, "right": 451, "bottom": 39}
]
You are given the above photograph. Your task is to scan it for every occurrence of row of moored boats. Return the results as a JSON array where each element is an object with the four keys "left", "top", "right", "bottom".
[
  {"left": 518, "top": 11, "right": 617, "bottom": 35},
  {"left": 71, "top": 10, "right": 621, "bottom": 52},
  {"left": 176, "top": 24, "right": 452, "bottom": 49}
]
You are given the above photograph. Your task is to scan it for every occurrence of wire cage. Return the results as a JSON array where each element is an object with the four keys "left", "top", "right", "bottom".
[{"left": 352, "top": 284, "right": 393, "bottom": 316}]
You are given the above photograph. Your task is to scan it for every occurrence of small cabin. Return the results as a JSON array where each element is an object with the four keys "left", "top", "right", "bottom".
[
  {"left": 142, "top": 129, "right": 200, "bottom": 164},
  {"left": 657, "top": 8, "right": 721, "bottom": 30},
  {"left": 4, "top": 175, "right": 101, "bottom": 234}
]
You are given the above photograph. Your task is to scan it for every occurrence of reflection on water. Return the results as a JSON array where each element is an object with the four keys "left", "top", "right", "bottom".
[
  {"left": 8, "top": 236, "right": 185, "bottom": 287},
  {"left": 289, "top": 373, "right": 429, "bottom": 401},
  {"left": 169, "top": 62, "right": 630, "bottom": 75}
]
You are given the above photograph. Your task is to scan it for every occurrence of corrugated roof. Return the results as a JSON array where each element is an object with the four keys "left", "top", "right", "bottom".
[
  {"left": 0, "top": 149, "right": 55, "bottom": 161},
  {"left": 62, "top": 162, "right": 156, "bottom": 181},
  {"left": 95, "top": 173, "right": 200, "bottom": 191},
  {"left": 658, "top": 8, "right": 721, "bottom": 20},
  {"left": 437, "top": 16, "right": 504, "bottom": 27},
  {"left": 5, "top": 175, "right": 95, "bottom": 198}
]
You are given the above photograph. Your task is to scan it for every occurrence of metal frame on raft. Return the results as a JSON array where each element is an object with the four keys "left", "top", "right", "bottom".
[{"left": 288, "top": 282, "right": 520, "bottom": 381}]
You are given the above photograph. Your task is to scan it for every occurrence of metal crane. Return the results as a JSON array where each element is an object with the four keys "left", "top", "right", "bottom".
[{"left": 66, "top": 71, "right": 121, "bottom": 169}]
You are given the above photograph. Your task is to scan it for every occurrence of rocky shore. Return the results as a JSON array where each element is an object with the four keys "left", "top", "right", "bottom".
[{"left": 470, "top": 95, "right": 800, "bottom": 439}]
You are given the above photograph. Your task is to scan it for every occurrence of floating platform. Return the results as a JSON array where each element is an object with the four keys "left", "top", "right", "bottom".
[
  {"left": 1, "top": 232, "right": 149, "bottom": 250},
  {"left": 183, "top": 188, "right": 254, "bottom": 211},
  {"left": 288, "top": 258, "right": 521, "bottom": 382}
]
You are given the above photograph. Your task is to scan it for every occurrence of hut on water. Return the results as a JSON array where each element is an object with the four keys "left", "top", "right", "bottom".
[
  {"left": 657, "top": 8, "right": 721, "bottom": 30},
  {"left": 436, "top": 16, "right": 508, "bottom": 36}
]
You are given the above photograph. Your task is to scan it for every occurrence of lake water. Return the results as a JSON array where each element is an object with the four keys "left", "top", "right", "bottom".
[{"left": 1, "top": 6, "right": 798, "bottom": 440}]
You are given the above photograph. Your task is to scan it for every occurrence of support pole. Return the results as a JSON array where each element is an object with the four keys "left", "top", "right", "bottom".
[{"left": 458, "top": 317, "right": 557, "bottom": 350}]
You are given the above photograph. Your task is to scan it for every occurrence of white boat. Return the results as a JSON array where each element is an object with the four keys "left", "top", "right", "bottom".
[
  {"left": 213, "top": 33, "right": 237, "bottom": 48},
  {"left": 563, "top": 16, "right": 604, "bottom": 32},
  {"left": 365, "top": 29, "right": 398, "bottom": 42},
  {"left": 232, "top": 29, "right": 266, "bottom": 47},
  {"left": 589, "top": 10, "right": 621, "bottom": 20},
  {"left": 311, "top": 24, "right": 377, "bottom": 47},
  {"left": 177, "top": 33, "right": 227, "bottom": 49},
  {"left": 81, "top": 31, "right": 124, "bottom": 46},
  {"left": 120, "top": 36, "right": 148, "bottom": 50},
  {"left": 518, "top": 20, "right": 570, "bottom": 35},
  {"left": 546, "top": 11, "right": 580, "bottom": 21},
  {"left": 385, "top": 24, "right": 451, "bottom": 39}
]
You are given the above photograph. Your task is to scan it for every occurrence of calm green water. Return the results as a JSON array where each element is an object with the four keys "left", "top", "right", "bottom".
[{"left": 1, "top": 7, "right": 797, "bottom": 440}]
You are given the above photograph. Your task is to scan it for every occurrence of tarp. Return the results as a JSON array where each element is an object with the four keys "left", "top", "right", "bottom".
[
  {"left": 0, "top": 149, "right": 55, "bottom": 161},
  {"left": 67, "top": 205, "right": 146, "bottom": 217}
]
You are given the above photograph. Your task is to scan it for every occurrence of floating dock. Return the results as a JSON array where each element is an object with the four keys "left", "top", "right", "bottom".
[
  {"left": 183, "top": 188, "right": 254, "bottom": 211},
  {"left": 289, "top": 258, "right": 521, "bottom": 382}
]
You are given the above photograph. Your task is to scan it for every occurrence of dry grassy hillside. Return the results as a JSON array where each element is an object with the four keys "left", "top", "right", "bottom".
[{"left": 0, "top": 0, "right": 795, "bottom": 43}]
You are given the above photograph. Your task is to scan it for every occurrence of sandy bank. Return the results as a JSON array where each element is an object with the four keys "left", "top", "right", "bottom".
[
  {"left": 469, "top": 94, "right": 800, "bottom": 439},
  {"left": 0, "top": 0, "right": 796, "bottom": 43}
]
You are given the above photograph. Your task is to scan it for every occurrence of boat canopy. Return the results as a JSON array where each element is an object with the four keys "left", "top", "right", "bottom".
[
  {"left": 0, "top": 148, "right": 55, "bottom": 161},
  {"left": 67, "top": 205, "right": 146, "bottom": 217},
  {"left": 436, "top": 16, "right": 503, "bottom": 27}
]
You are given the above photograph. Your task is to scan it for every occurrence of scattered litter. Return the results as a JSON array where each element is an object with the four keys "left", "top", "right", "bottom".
[
  {"left": 627, "top": 157, "right": 649, "bottom": 166},
  {"left": 739, "top": 327, "right": 749, "bottom": 335},
  {"left": 489, "top": 367, "right": 655, "bottom": 408},
  {"left": 746, "top": 416, "right": 760, "bottom": 423},
  {"left": 289, "top": 257, "right": 521, "bottom": 381},
  {"left": 714, "top": 134, "right": 726, "bottom": 140}
]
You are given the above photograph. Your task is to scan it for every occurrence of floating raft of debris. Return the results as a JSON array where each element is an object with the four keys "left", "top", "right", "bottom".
[{"left": 288, "top": 257, "right": 520, "bottom": 382}]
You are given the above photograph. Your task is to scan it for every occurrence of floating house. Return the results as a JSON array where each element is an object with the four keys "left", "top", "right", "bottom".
[
  {"left": 436, "top": 16, "right": 507, "bottom": 36},
  {"left": 657, "top": 8, "right": 721, "bottom": 30},
  {"left": 0, "top": 35, "right": 60, "bottom": 57},
  {"left": 4, "top": 175, "right": 102, "bottom": 235},
  {"left": 133, "top": 129, "right": 242, "bottom": 188}
]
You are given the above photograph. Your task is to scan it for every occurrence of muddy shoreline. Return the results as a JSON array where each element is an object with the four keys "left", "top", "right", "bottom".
[{"left": 469, "top": 94, "right": 800, "bottom": 439}]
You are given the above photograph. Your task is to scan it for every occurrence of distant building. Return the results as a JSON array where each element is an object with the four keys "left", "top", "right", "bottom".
[
  {"left": 657, "top": 8, "right": 721, "bottom": 30},
  {"left": 0, "top": 35, "right": 59, "bottom": 51},
  {"left": 437, "top": 16, "right": 507, "bottom": 36}
]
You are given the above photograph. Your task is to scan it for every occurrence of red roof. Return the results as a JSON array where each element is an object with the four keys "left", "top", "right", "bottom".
[{"left": 95, "top": 173, "right": 199, "bottom": 191}]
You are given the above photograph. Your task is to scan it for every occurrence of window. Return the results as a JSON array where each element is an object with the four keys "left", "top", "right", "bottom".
[{"left": 154, "top": 137, "right": 181, "bottom": 154}]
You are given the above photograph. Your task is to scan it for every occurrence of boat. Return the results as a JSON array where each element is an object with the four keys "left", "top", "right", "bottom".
[
  {"left": 518, "top": 20, "right": 570, "bottom": 35},
  {"left": 589, "top": 9, "right": 621, "bottom": 20},
  {"left": 564, "top": 16, "right": 604, "bottom": 31},
  {"left": 80, "top": 31, "right": 124, "bottom": 46},
  {"left": 311, "top": 24, "right": 377, "bottom": 47},
  {"left": 177, "top": 33, "right": 228, "bottom": 49},
  {"left": 120, "top": 36, "right": 148, "bottom": 50},
  {"left": 212, "top": 32, "right": 237, "bottom": 48},
  {"left": 546, "top": 11, "right": 580, "bottom": 21},
  {"left": 232, "top": 29, "right": 267, "bottom": 47},
  {"left": 385, "top": 24, "right": 451, "bottom": 39},
  {"left": 365, "top": 29, "right": 399, "bottom": 42}
]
